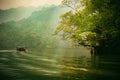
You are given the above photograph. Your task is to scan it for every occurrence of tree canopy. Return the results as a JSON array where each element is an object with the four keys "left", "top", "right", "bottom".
[{"left": 55, "top": 0, "right": 120, "bottom": 54}]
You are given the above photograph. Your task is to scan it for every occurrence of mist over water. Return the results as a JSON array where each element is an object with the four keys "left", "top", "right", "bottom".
[
  {"left": 0, "top": 48, "right": 91, "bottom": 80},
  {"left": 0, "top": 48, "right": 120, "bottom": 80},
  {"left": 0, "top": 4, "right": 120, "bottom": 80}
]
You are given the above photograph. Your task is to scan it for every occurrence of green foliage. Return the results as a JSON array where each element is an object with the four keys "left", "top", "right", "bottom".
[
  {"left": 0, "top": 7, "right": 38, "bottom": 23},
  {"left": 0, "top": 6, "right": 69, "bottom": 50},
  {"left": 55, "top": 0, "right": 120, "bottom": 53}
]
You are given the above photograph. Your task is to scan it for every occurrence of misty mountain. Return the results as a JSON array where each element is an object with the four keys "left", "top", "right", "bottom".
[
  {"left": 0, "top": 5, "right": 70, "bottom": 50},
  {"left": 0, "top": 7, "right": 40, "bottom": 24}
]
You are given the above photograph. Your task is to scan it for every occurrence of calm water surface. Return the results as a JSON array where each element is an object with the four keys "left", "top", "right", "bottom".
[{"left": 0, "top": 49, "right": 120, "bottom": 80}]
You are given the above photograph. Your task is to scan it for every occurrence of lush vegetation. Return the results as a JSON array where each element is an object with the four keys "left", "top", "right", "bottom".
[
  {"left": 0, "top": 7, "right": 39, "bottom": 24},
  {"left": 55, "top": 0, "right": 120, "bottom": 54},
  {"left": 0, "top": 6, "right": 70, "bottom": 50}
]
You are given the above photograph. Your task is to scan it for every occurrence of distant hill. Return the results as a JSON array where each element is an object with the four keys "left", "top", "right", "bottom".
[
  {"left": 0, "top": 7, "right": 40, "bottom": 24},
  {"left": 0, "top": 5, "right": 70, "bottom": 50}
]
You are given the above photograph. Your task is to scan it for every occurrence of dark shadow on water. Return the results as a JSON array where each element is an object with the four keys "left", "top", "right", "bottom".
[{"left": 90, "top": 54, "right": 120, "bottom": 80}]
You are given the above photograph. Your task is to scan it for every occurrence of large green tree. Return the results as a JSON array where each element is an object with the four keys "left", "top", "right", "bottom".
[{"left": 55, "top": 0, "right": 120, "bottom": 54}]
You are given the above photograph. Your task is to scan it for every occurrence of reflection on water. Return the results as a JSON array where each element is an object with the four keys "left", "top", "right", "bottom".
[{"left": 0, "top": 49, "right": 120, "bottom": 80}]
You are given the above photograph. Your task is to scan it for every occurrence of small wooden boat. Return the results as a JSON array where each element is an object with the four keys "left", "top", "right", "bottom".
[{"left": 16, "top": 46, "right": 26, "bottom": 52}]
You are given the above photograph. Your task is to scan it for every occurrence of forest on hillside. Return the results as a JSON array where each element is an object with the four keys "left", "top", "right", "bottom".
[
  {"left": 0, "top": 5, "right": 71, "bottom": 50},
  {"left": 0, "top": 0, "right": 120, "bottom": 54}
]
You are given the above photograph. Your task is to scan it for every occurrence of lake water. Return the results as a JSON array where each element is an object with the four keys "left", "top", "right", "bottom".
[{"left": 0, "top": 49, "right": 120, "bottom": 80}]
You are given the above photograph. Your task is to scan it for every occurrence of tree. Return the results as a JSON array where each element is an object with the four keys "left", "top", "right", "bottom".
[{"left": 55, "top": 0, "right": 120, "bottom": 54}]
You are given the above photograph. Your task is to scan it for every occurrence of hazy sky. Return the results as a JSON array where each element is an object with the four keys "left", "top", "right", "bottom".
[{"left": 0, "top": 0, "right": 63, "bottom": 9}]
